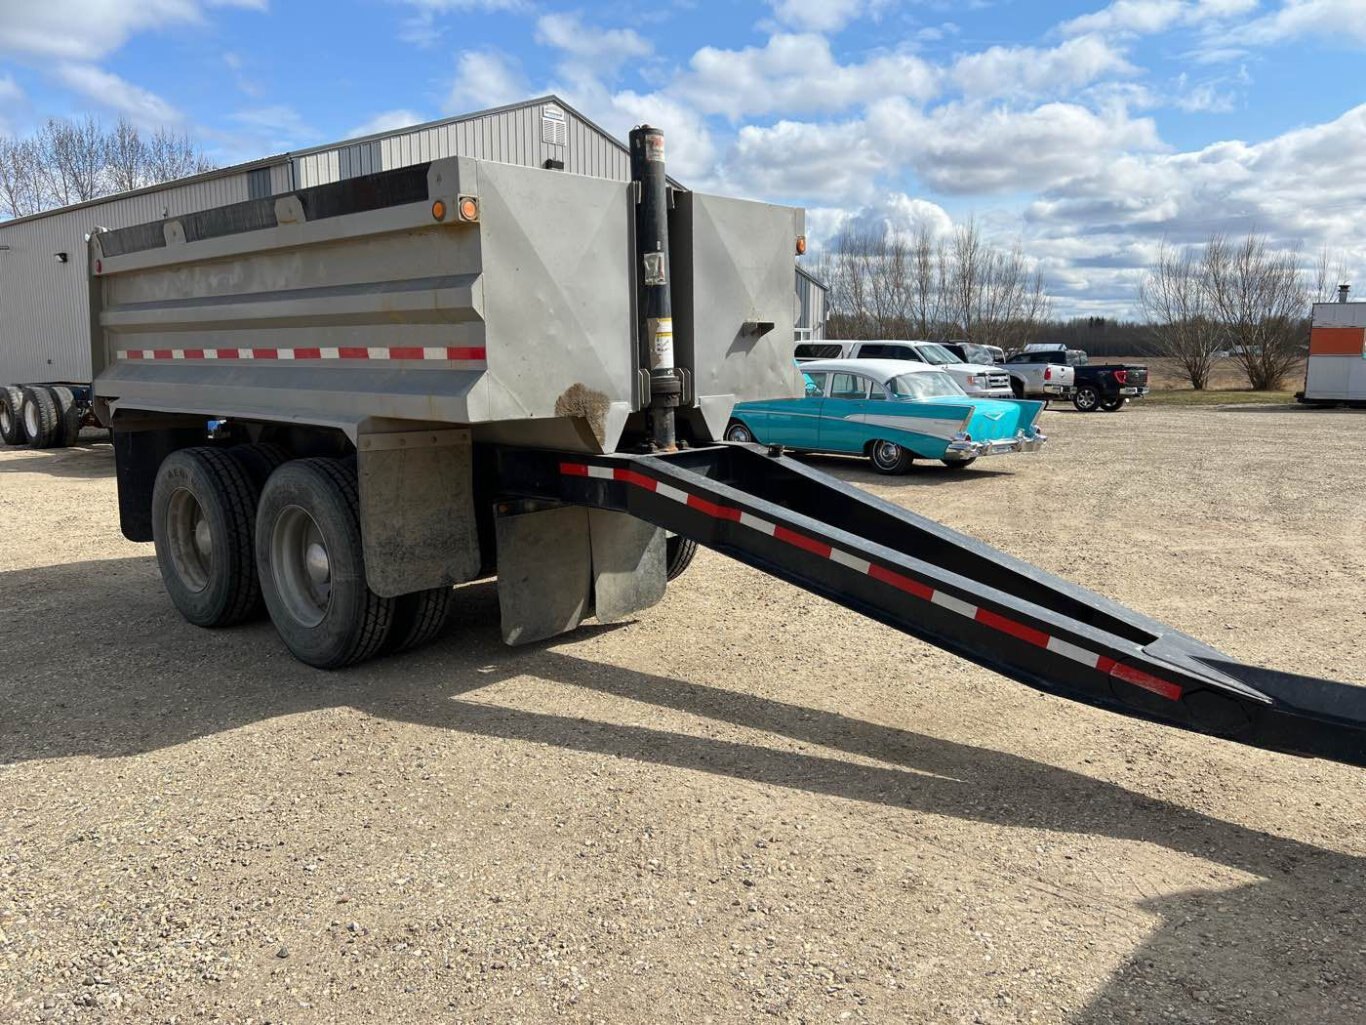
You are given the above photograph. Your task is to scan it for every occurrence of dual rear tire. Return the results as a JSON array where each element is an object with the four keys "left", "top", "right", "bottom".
[{"left": 152, "top": 448, "right": 452, "bottom": 668}]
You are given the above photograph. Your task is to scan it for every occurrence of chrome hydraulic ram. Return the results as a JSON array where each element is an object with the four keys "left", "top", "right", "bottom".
[{"left": 496, "top": 443, "right": 1366, "bottom": 768}]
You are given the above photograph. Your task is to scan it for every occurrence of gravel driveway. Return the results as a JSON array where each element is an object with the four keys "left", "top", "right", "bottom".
[{"left": 1, "top": 405, "right": 1363, "bottom": 1024}]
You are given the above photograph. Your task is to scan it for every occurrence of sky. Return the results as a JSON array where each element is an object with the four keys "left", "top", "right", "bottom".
[{"left": 1, "top": 0, "right": 1364, "bottom": 318}]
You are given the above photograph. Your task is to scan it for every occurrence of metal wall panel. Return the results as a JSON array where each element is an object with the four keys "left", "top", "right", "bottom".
[{"left": 0, "top": 171, "right": 264, "bottom": 383}]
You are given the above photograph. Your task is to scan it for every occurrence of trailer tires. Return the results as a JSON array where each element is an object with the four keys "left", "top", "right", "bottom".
[
  {"left": 1072, "top": 385, "right": 1101, "bottom": 412},
  {"left": 256, "top": 457, "right": 394, "bottom": 669},
  {"left": 21, "top": 387, "right": 60, "bottom": 449},
  {"left": 152, "top": 447, "right": 264, "bottom": 628},
  {"left": 869, "top": 440, "right": 914, "bottom": 475},
  {"left": 665, "top": 534, "right": 698, "bottom": 581},
  {"left": 0, "top": 386, "right": 25, "bottom": 446},
  {"left": 386, "top": 587, "right": 453, "bottom": 654},
  {"left": 48, "top": 386, "right": 81, "bottom": 446},
  {"left": 227, "top": 442, "right": 291, "bottom": 491}
]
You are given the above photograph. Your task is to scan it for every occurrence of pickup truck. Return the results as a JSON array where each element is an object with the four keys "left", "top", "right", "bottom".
[
  {"left": 794, "top": 339, "right": 1013, "bottom": 398},
  {"left": 1018, "top": 345, "right": 1150, "bottom": 412},
  {"left": 1000, "top": 350, "right": 1076, "bottom": 400}
]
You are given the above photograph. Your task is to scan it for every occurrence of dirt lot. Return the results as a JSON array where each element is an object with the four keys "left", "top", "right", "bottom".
[{"left": 2, "top": 406, "right": 1364, "bottom": 1025}]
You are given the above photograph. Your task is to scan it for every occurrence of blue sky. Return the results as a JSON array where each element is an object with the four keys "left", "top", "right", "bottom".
[{"left": 2, "top": 0, "right": 1365, "bottom": 316}]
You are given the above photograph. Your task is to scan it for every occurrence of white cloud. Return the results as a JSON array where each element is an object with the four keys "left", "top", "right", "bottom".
[
  {"left": 1059, "top": 0, "right": 1257, "bottom": 38},
  {"left": 346, "top": 109, "right": 425, "bottom": 138},
  {"left": 447, "top": 50, "right": 528, "bottom": 113},
  {"left": 767, "top": 0, "right": 890, "bottom": 33},
  {"left": 0, "top": 0, "right": 265, "bottom": 62},
  {"left": 228, "top": 104, "right": 320, "bottom": 149},
  {"left": 534, "top": 13, "right": 651, "bottom": 71},
  {"left": 54, "top": 64, "right": 182, "bottom": 127},
  {"left": 719, "top": 118, "right": 887, "bottom": 203},
  {"left": 1228, "top": 0, "right": 1366, "bottom": 46},
  {"left": 679, "top": 34, "right": 939, "bottom": 120},
  {"left": 950, "top": 35, "right": 1137, "bottom": 99}
]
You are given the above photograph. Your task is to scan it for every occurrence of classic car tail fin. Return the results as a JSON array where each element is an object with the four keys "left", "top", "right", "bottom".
[{"left": 498, "top": 442, "right": 1366, "bottom": 768}]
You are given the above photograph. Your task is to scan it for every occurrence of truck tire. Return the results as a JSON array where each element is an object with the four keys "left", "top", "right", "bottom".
[
  {"left": 1010, "top": 378, "right": 1025, "bottom": 399},
  {"left": 386, "top": 587, "right": 453, "bottom": 653},
  {"left": 152, "top": 447, "right": 263, "bottom": 627},
  {"left": 869, "top": 439, "right": 914, "bottom": 475},
  {"left": 665, "top": 534, "right": 698, "bottom": 581},
  {"left": 256, "top": 457, "right": 394, "bottom": 669},
  {"left": 1072, "top": 385, "right": 1101, "bottom": 412},
  {"left": 227, "top": 442, "right": 291, "bottom": 491},
  {"left": 48, "top": 386, "right": 81, "bottom": 447},
  {"left": 0, "top": 386, "right": 25, "bottom": 446},
  {"left": 1100, "top": 395, "right": 1126, "bottom": 412},
  {"left": 21, "top": 386, "right": 60, "bottom": 448}
]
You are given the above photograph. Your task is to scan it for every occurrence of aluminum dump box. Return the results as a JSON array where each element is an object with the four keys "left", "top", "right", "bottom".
[{"left": 89, "top": 157, "right": 804, "bottom": 450}]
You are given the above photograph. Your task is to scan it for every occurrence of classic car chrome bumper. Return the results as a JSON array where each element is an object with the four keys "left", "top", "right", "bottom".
[{"left": 945, "top": 428, "right": 1047, "bottom": 461}]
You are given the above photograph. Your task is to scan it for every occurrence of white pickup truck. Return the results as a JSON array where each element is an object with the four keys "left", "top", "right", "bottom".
[
  {"left": 1001, "top": 350, "right": 1075, "bottom": 399},
  {"left": 794, "top": 340, "right": 1013, "bottom": 398}
]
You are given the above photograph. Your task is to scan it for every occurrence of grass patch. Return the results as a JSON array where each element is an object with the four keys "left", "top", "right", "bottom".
[{"left": 1143, "top": 389, "right": 1297, "bottom": 406}]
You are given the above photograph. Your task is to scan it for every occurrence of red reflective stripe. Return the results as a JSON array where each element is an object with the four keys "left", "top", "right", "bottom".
[
  {"left": 295, "top": 347, "right": 321, "bottom": 359},
  {"left": 687, "top": 493, "right": 741, "bottom": 521},
  {"left": 867, "top": 563, "right": 934, "bottom": 600},
  {"left": 153, "top": 349, "right": 173, "bottom": 360},
  {"left": 338, "top": 347, "right": 369, "bottom": 359},
  {"left": 615, "top": 468, "right": 659, "bottom": 492},
  {"left": 389, "top": 347, "right": 424, "bottom": 360},
  {"left": 126, "top": 350, "right": 143, "bottom": 359},
  {"left": 252, "top": 348, "right": 278, "bottom": 359},
  {"left": 774, "top": 525, "right": 831, "bottom": 558},
  {"left": 1109, "top": 662, "right": 1183, "bottom": 701},
  {"left": 560, "top": 462, "right": 590, "bottom": 477},
  {"left": 976, "top": 607, "right": 1050, "bottom": 648},
  {"left": 448, "top": 346, "right": 487, "bottom": 360},
  {"left": 216, "top": 349, "right": 240, "bottom": 359},
  {"left": 184, "top": 349, "right": 204, "bottom": 359},
  {"left": 1096, "top": 656, "right": 1117, "bottom": 675}
]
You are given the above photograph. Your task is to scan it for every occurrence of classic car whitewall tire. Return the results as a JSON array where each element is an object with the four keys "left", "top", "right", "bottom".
[
  {"left": 869, "top": 440, "right": 914, "bottom": 475},
  {"left": 724, "top": 421, "right": 753, "bottom": 443}
]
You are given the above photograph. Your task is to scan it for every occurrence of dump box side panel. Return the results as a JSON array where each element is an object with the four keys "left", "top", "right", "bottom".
[
  {"left": 672, "top": 192, "right": 805, "bottom": 441},
  {"left": 90, "top": 158, "right": 638, "bottom": 449}
]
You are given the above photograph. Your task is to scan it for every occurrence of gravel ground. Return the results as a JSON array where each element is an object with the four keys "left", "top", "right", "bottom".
[{"left": 1, "top": 406, "right": 1363, "bottom": 1025}]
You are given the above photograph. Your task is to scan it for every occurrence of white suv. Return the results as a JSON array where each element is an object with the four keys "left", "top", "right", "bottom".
[{"left": 795, "top": 340, "right": 1014, "bottom": 398}]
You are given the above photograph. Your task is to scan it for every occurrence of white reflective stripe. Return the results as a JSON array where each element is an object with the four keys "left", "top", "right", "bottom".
[
  {"left": 320, "top": 347, "right": 339, "bottom": 360},
  {"left": 203, "top": 350, "right": 218, "bottom": 359},
  {"left": 584, "top": 465, "right": 615, "bottom": 480},
  {"left": 423, "top": 347, "right": 446, "bottom": 360},
  {"left": 931, "top": 590, "right": 978, "bottom": 619},
  {"left": 367, "top": 347, "right": 386, "bottom": 359},
  {"left": 171, "top": 349, "right": 184, "bottom": 360},
  {"left": 738, "top": 511, "right": 775, "bottom": 535},
  {"left": 654, "top": 481, "right": 690, "bottom": 504},
  {"left": 278, "top": 349, "right": 295, "bottom": 360},
  {"left": 239, "top": 349, "right": 254, "bottom": 359},
  {"left": 1047, "top": 635, "right": 1101, "bottom": 667},
  {"left": 829, "top": 548, "right": 871, "bottom": 574}
]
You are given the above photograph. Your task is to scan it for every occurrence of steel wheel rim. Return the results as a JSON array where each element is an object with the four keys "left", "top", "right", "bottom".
[
  {"left": 23, "top": 401, "right": 38, "bottom": 438},
  {"left": 272, "top": 505, "right": 331, "bottom": 628},
  {"left": 166, "top": 487, "right": 212, "bottom": 592},
  {"left": 727, "top": 424, "right": 752, "bottom": 442},
  {"left": 874, "top": 441, "right": 901, "bottom": 467}
]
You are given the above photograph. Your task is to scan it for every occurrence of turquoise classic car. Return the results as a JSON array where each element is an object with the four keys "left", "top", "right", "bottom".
[{"left": 726, "top": 358, "right": 1047, "bottom": 474}]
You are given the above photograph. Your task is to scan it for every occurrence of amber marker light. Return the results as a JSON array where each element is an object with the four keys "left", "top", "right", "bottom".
[
  {"left": 431, "top": 200, "right": 447, "bottom": 221},
  {"left": 795, "top": 235, "right": 807, "bottom": 255},
  {"left": 458, "top": 196, "right": 480, "bottom": 222}
]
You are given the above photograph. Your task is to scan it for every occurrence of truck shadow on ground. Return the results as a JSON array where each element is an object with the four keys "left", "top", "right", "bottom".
[
  {"left": 0, "top": 556, "right": 1360, "bottom": 1023},
  {"left": 0, "top": 442, "right": 114, "bottom": 478}
]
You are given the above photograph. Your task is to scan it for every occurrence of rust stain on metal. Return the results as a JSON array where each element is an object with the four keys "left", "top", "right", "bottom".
[{"left": 554, "top": 383, "right": 610, "bottom": 447}]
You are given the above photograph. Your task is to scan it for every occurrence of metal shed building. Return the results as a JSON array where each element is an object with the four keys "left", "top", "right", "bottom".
[{"left": 0, "top": 95, "right": 825, "bottom": 386}]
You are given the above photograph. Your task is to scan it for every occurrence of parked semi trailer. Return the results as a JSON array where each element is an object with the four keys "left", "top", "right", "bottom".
[{"left": 84, "top": 128, "right": 1365, "bottom": 768}]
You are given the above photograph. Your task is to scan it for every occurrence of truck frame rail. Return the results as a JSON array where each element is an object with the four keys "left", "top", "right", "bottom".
[{"left": 497, "top": 443, "right": 1366, "bottom": 768}]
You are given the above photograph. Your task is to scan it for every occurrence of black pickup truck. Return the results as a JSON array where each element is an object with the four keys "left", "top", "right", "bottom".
[{"left": 1009, "top": 346, "right": 1149, "bottom": 412}]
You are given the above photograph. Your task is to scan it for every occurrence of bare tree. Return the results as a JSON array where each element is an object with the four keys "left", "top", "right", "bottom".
[
  {"left": 0, "top": 136, "right": 43, "bottom": 218},
  {"left": 105, "top": 117, "right": 148, "bottom": 193},
  {"left": 942, "top": 220, "right": 1048, "bottom": 348},
  {"left": 1203, "top": 233, "right": 1306, "bottom": 391},
  {"left": 1311, "top": 243, "right": 1348, "bottom": 303},
  {"left": 33, "top": 116, "right": 106, "bottom": 206},
  {"left": 908, "top": 220, "right": 945, "bottom": 339},
  {"left": 1139, "top": 241, "right": 1222, "bottom": 389},
  {"left": 146, "top": 126, "right": 214, "bottom": 181}
]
